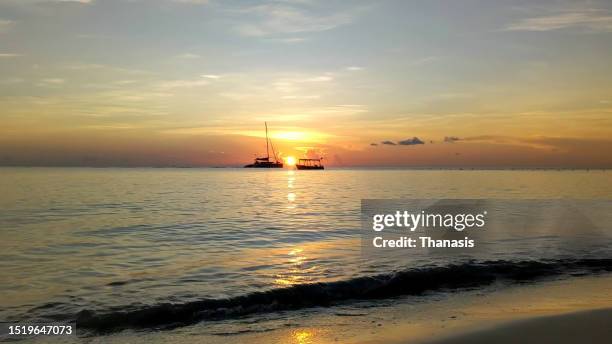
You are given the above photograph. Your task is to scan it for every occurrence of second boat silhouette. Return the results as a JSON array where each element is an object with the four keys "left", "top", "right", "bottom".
[{"left": 296, "top": 158, "right": 324, "bottom": 170}]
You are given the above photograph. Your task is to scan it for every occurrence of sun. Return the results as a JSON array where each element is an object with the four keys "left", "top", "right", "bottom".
[{"left": 285, "top": 156, "right": 296, "bottom": 166}]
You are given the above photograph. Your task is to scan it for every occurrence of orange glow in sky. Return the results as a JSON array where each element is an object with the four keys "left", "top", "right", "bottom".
[{"left": 0, "top": 0, "right": 611, "bottom": 167}]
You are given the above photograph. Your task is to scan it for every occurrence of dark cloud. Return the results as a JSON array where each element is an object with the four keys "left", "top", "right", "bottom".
[
  {"left": 370, "top": 143, "right": 378, "bottom": 146},
  {"left": 381, "top": 140, "right": 396, "bottom": 145},
  {"left": 398, "top": 137, "right": 424, "bottom": 145},
  {"left": 444, "top": 136, "right": 461, "bottom": 143}
]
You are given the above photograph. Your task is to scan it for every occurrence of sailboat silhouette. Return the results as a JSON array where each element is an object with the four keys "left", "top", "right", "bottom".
[{"left": 244, "top": 122, "right": 283, "bottom": 168}]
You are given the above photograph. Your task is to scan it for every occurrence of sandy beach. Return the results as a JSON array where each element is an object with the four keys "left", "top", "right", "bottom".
[
  {"left": 359, "top": 274, "right": 612, "bottom": 344},
  {"left": 424, "top": 308, "right": 612, "bottom": 344}
]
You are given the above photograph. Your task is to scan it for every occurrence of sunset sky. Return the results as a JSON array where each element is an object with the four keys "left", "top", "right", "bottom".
[{"left": 1, "top": 0, "right": 611, "bottom": 167}]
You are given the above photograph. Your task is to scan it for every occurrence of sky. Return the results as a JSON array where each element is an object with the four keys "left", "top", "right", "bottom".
[{"left": 0, "top": 0, "right": 611, "bottom": 167}]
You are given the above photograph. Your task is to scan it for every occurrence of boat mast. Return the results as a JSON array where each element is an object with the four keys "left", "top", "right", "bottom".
[
  {"left": 265, "top": 122, "right": 269, "bottom": 159},
  {"left": 270, "top": 138, "right": 278, "bottom": 163}
]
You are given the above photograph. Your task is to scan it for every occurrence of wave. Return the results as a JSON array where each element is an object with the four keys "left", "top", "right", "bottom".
[{"left": 73, "top": 258, "right": 611, "bottom": 333}]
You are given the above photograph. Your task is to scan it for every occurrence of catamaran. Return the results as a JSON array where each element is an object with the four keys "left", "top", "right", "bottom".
[{"left": 244, "top": 122, "right": 283, "bottom": 168}]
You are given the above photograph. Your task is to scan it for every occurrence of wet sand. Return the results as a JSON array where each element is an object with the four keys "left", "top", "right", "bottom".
[
  {"left": 363, "top": 274, "right": 612, "bottom": 344},
  {"left": 423, "top": 308, "right": 612, "bottom": 344}
]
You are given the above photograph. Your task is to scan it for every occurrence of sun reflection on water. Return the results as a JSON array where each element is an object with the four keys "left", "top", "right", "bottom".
[
  {"left": 287, "top": 193, "right": 296, "bottom": 202},
  {"left": 293, "top": 329, "right": 314, "bottom": 344},
  {"left": 274, "top": 247, "right": 316, "bottom": 287},
  {"left": 287, "top": 170, "right": 296, "bottom": 208}
]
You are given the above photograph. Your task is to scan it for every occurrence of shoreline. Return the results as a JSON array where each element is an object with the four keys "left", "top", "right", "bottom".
[
  {"left": 361, "top": 274, "right": 612, "bottom": 344},
  {"left": 75, "top": 273, "right": 612, "bottom": 344},
  {"left": 423, "top": 307, "right": 612, "bottom": 344}
]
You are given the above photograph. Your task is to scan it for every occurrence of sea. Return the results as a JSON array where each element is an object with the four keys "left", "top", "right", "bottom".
[{"left": 0, "top": 168, "right": 611, "bottom": 342}]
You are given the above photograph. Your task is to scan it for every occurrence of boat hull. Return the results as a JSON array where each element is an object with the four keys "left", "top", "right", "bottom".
[
  {"left": 296, "top": 165, "right": 324, "bottom": 170},
  {"left": 244, "top": 162, "right": 283, "bottom": 168}
]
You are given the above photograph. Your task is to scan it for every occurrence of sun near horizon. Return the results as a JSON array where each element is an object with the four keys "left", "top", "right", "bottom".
[{"left": 285, "top": 156, "right": 296, "bottom": 166}]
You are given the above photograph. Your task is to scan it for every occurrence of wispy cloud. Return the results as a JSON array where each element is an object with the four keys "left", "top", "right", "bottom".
[
  {"left": 304, "top": 75, "right": 333, "bottom": 82},
  {"left": 201, "top": 74, "right": 221, "bottom": 79},
  {"left": 246, "top": 104, "right": 366, "bottom": 122},
  {"left": 158, "top": 79, "right": 209, "bottom": 89},
  {"left": 49, "top": 0, "right": 93, "bottom": 4},
  {"left": 281, "top": 95, "right": 320, "bottom": 100},
  {"left": 171, "top": 0, "right": 208, "bottom": 4},
  {"left": 0, "top": 19, "right": 15, "bottom": 33},
  {"left": 64, "top": 63, "right": 105, "bottom": 70},
  {"left": 410, "top": 56, "right": 440, "bottom": 65},
  {"left": 346, "top": 66, "right": 363, "bottom": 71},
  {"left": 0, "top": 77, "right": 24, "bottom": 84},
  {"left": 0, "top": 1, "right": 92, "bottom": 7},
  {"left": 267, "top": 37, "right": 308, "bottom": 43},
  {"left": 0, "top": 53, "right": 22, "bottom": 58},
  {"left": 269, "top": 73, "right": 334, "bottom": 94},
  {"left": 460, "top": 135, "right": 558, "bottom": 150},
  {"left": 176, "top": 53, "right": 201, "bottom": 59},
  {"left": 234, "top": 3, "right": 363, "bottom": 37},
  {"left": 41, "top": 78, "right": 65, "bottom": 84},
  {"left": 36, "top": 78, "right": 65, "bottom": 87},
  {"left": 506, "top": 9, "right": 612, "bottom": 32},
  {"left": 63, "top": 63, "right": 152, "bottom": 75},
  {"left": 444, "top": 136, "right": 461, "bottom": 143}
]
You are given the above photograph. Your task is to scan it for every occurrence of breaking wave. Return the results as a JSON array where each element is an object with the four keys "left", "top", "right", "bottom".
[{"left": 43, "top": 258, "right": 612, "bottom": 333}]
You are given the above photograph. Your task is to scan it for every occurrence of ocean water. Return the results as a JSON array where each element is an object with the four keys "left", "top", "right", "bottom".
[{"left": 0, "top": 168, "right": 611, "bottom": 339}]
